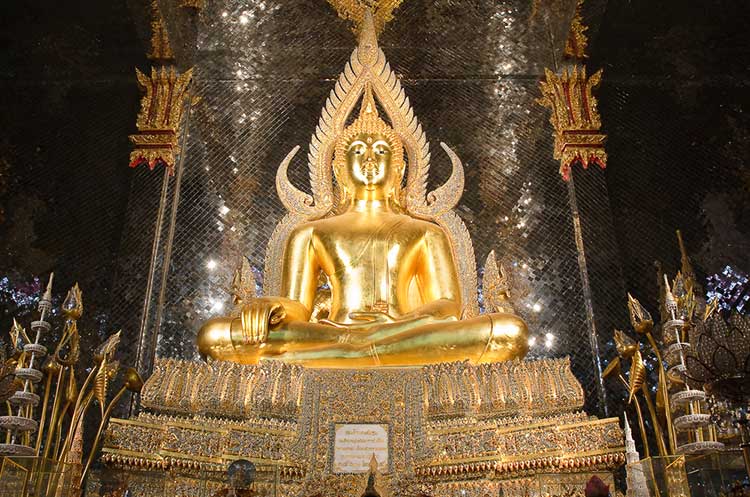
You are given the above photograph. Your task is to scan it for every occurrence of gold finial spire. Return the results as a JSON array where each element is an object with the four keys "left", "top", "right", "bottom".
[
  {"left": 62, "top": 283, "right": 83, "bottom": 321},
  {"left": 43, "top": 272, "right": 54, "bottom": 302},
  {"left": 357, "top": 9, "right": 378, "bottom": 64},
  {"left": 327, "top": 1, "right": 403, "bottom": 36},
  {"left": 361, "top": 82, "right": 378, "bottom": 117},
  {"left": 663, "top": 274, "right": 678, "bottom": 320},
  {"left": 627, "top": 293, "right": 653, "bottom": 335},
  {"left": 675, "top": 230, "right": 696, "bottom": 283}
]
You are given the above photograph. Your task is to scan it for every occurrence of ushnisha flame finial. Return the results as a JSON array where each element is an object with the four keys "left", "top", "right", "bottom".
[{"left": 357, "top": 9, "right": 378, "bottom": 65}]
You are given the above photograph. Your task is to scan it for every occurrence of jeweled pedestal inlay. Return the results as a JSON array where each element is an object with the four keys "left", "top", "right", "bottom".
[{"left": 101, "top": 357, "right": 624, "bottom": 496}]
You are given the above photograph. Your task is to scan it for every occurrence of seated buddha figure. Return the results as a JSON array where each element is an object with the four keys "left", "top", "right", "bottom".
[{"left": 197, "top": 86, "right": 529, "bottom": 368}]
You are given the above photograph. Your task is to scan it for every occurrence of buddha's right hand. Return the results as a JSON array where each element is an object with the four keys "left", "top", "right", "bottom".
[{"left": 238, "top": 299, "right": 286, "bottom": 345}]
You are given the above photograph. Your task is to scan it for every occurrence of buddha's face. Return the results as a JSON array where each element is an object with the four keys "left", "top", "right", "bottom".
[{"left": 344, "top": 132, "right": 396, "bottom": 197}]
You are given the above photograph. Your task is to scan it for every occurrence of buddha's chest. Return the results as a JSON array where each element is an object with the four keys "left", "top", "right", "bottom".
[{"left": 312, "top": 218, "right": 424, "bottom": 279}]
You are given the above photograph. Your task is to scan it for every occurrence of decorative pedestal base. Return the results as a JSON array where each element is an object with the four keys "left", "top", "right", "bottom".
[{"left": 101, "top": 358, "right": 625, "bottom": 496}]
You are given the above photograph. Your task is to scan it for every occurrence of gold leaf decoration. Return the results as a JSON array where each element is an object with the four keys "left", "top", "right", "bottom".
[
  {"left": 564, "top": 0, "right": 588, "bottom": 59},
  {"left": 703, "top": 297, "right": 720, "bottom": 322},
  {"left": 94, "top": 359, "right": 119, "bottom": 412},
  {"left": 62, "top": 283, "right": 84, "bottom": 321},
  {"left": 482, "top": 250, "right": 514, "bottom": 313},
  {"left": 9, "top": 318, "right": 31, "bottom": 351},
  {"left": 94, "top": 330, "right": 122, "bottom": 364},
  {"left": 326, "top": 0, "right": 404, "bottom": 34},
  {"left": 602, "top": 356, "right": 621, "bottom": 380},
  {"left": 537, "top": 66, "right": 606, "bottom": 180},
  {"left": 627, "top": 293, "right": 654, "bottom": 335},
  {"left": 614, "top": 329, "right": 638, "bottom": 359},
  {"left": 231, "top": 256, "right": 256, "bottom": 308},
  {"left": 54, "top": 321, "right": 80, "bottom": 367},
  {"left": 628, "top": 350, "right": 646, "bottom": 404}
]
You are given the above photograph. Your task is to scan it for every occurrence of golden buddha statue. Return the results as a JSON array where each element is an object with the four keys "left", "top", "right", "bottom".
[{"left": 197, "top": 12, "right": 528, "bottom": 368}]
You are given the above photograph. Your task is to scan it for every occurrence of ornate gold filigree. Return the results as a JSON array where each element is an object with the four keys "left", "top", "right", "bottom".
[
  {"left": 147, "top": 0, "right": 174, "bottom": 61},
  {"left": 140, "top": 358, "right": 304, "bottom": 420},
  {"left": 104, "top": 357, "right": 623, "bottom": 494},
  {"left": 129, "top": 66, "right": 193, "bottom": 175},
  {"left": 229, "top": 256, "right": 256, "bottom": 314},
  {"left": 483, "top": 250, "right": 515, "bottom": 314},
  {"left": 564, "top": 0, "right": 589, "bottom": 60},
  {"left": 265, "top": 10, "right": 479, "bottom": 316},
  {"left": 537, "top": 65, "right": 607, "bottom": 181},
  {"left": 326, "top": 0, "right": 404, "bottom": 34}
]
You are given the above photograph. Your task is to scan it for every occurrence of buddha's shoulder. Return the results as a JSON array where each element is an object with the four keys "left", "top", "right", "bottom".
[
  {"left": 290, "top": 213, "right": 445, "bottom": 236},
  {"left": 400, "top": 215, "right": 447, "bottom": 237}
]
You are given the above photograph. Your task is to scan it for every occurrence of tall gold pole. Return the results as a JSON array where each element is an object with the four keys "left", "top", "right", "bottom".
[
  {"left": 58, "top": 365, "right": 98, "bottom": 462},
  {"left": 52, "top": 401, "right": 71, "bottom": 461},
  {"left": 42, "top": 367, "right": 66, "bottom": 461},
  {"left": 57, "top": 391, "right": 93, "bottom": 466},
  {"left": 644, "top": 332, "right": 677, "bottom": 454},
  {"left": 640, "top": 384, "right": 668, "bottom": 456},
  {"left": 80, "top": 385, "right": 128, "bottom": 486},
  {"left": 34, "top": 370, "right": 54, "bottom": 456},
  {"left": 632, "top": 394, "right": 650, "bottom": 459}
]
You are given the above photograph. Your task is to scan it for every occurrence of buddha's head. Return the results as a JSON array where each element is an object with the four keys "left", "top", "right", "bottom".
[{"left": 334, "top": 85, "right": 405, "bottom": 204}]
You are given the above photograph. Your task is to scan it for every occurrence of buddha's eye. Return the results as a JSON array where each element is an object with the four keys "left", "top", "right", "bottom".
[{"left": 376, "top": 147, "right": 386, "bottom": 155}]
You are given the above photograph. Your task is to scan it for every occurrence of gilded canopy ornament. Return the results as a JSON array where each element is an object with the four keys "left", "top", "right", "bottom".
[
  {"left": 537, "top": 65, "right": 607, "bottom": 181},
  {"left": 128, "top": 66, "right": 193, "bottom": 175},
  {"left": 564, "top": 0, "right": 589, "bottom": 60},
  {"left": 147, "top": 0, "right": 174, "bottom": 62},
  {"left": 326, "top": 0, "right": 404, "bottom": 34}
]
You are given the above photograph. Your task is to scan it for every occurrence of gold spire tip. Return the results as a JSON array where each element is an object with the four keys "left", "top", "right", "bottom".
[{"left": 327, "top": 1, "right": 403, "bottom": 36}]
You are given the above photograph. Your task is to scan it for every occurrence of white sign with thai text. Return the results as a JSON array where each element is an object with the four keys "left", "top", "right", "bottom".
[{"left": 333, "top": 423, "right": 389, "bottom": 474}]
